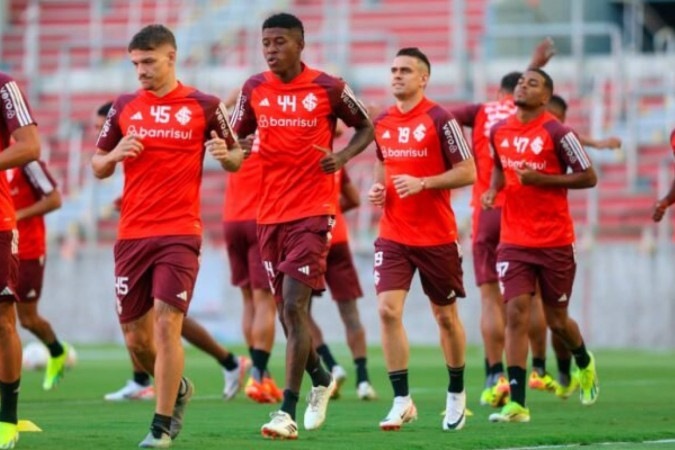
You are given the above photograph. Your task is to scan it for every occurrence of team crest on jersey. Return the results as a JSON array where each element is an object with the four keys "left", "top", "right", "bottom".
[
  {"left": 530, "top": 136, "right": 544, "bottom": 155},
  {"left": 413, "top": 124, "right": 426, "bottom": 142},
  {"left": 174, "top": 106, "right": 192, "bottom": 126},
  {"left": 302, "top": 93, "right": 318, "bottom": 112}
]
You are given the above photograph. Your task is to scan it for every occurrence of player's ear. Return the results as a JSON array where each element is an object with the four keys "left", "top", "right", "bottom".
[{"left": 167, "top": 49, "right": 176, "bottom": 66}]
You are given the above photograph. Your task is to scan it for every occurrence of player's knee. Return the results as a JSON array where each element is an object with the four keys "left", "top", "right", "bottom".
[
  {"left": 378, "top": 301, "right": 401, "bottom": 324},
  {"left": 282, "top": 299, "right": 306, "bottom": 324},
  {"left": 0, "top": 315, "right": 17, "bottom": 337}
]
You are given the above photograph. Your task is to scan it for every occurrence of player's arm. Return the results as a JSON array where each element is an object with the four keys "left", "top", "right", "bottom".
[
  {"left": 482, "top": 133, "right": 505, "bottom": 209},
  {"left": 392, "top": 159, "right": 475, "bottom": 199},
  {"left": 340, "top": 172, "right": 360, "bottom": 212},
  {"left": 0, "top": 124, "right": 40, "bottom": 171},
  {"left": 91, "top": 134, "right": 144, "bottom": 179},
  {"left": 579, "top": 134, "right": 622, "bottom": 150},
  {"left": 517, "top": 129, "right": 596, "bottom": 189},
  {"left": 16, "top": 189, "right": 61, "bottom": 221},
  {"left": 368, "top": 159, "right": 386, "bottom": 207},
  {"left": 528, "top": 37, "right": 556, "bottom": 69},
  {"left": 319, "top": 117, "right": 374, "bottom": 174},
  {"left": 206, "top": 130, "right": 243, "bottom": 172},
  {"left": 653, "top": 180, "right": 675, "bottom": 222}
]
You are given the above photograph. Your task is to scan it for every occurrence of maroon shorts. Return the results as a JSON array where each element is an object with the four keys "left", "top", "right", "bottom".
[
  {"left": 223, "top": 220, "right": 269, "bottom": 291},
  {"left": 496, "top": 243, "right": 576, "bottom": 307},
  {"left": 373, "top": 237, "right": 466, "bottom": 305},
  {"left": 114, "top": 235, "right": 202, "bottom": 324},
  {"left": 16, "top": 257, "right": 45, "bottom": 302},
  {"left": 324, "top": 241, "right": 363, "bottom": 302},
  {"left": 472, "top": 207, "right": 501, "bottom": 286},
  {"left": 257, "top": 216, "right": 332, "bottom": 303},
  {"left": 0, "top": 230, "right": 18, "bottom": 303}
]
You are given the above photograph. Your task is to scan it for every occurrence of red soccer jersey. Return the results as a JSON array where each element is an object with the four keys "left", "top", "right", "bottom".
[
  {"left": 97, "top": 83, "right": 236, "bottom": 240},
  {"left": 230, "top": 64, "right": 369, "bottom": 225},
  {"left": 452, "top": 96, "right": 516, "bottom": 208},
  {"left": 490, "top": 111, "right": 592, "bottom": 247},
  {"left": 8, "top": 161, "right": 57, "bottom": 259},
  {"left": 331, "top": 169, "right": 351, "bottom": 244},
  {"left": 223, "top": 133, "right": 261, "bottom": 222},
  {"left": 670, "top": 129, "right": 675, "bottom": 155},
  {"left": 374, "top": 97, "right": 472, "bottom": 246},
  {"left": 0, "top": 72, "right": 37, "bottom": 231}
]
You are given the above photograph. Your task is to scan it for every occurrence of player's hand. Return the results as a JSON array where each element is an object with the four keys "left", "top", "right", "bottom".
[
  {"left": 598, "top": 136, "right": 622, "bottom": 150},
  {"left": 110, "top": 134, "right": 143, "bottom": 162},
  {"left": 481, "top": 188, "right": 497, "bottom": 209},
  {"left": 392, "top": 174, "right": 424, "bottom": 198},
  {"left": 530, "top": 37, "right": 556, "bottom": 68},
  {"left": 314, "top": 145, "right": 346, "bottom": 174},
  {"left": 207, "top": 130, "right": 243, "bottom": 171},
  {"left": 514, "top": 165, "right": 543, "bottom": 185},
  {"left": 239, "top": 135, "right": 255, "bottom": 158},
  {"left": 368, "top": 182, "right": 386, "bottom": 206},
  {"left": 652, "top": 199, "right": 669, "bottom": 222}
]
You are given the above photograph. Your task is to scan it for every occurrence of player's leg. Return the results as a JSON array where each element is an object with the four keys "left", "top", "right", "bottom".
[
  {"left": 181, "top": 316, "right": 247, "bottom": 400},
  {"left": 527, "top": 284, "right": 559, "bottom": 393},
  {"left": 551, "top": 332, "right": 576, "bottom": 398},
  {"left": 104, "top": 350, "right": 154, "bottom": 401},
  {"left": 240, "top": 287, "right": 254, "bottom": 351},
  {"left": 308, "top": 297, "right": 345, "bottom": 399},
  {"left": 259, "top": 217, "right": 333, "bottom": 439},
  {"left": 326, "top": 242, "right": 372, "bottom": 399},
  {"left": 336, "top": 300, "right": 374, "bottom": 399},
  {"left": 248, "top": 287, "right": 280, "bottom": 402},
  {"left": 417, "top": 241, "right": 467, "bottom": 431},
  {"left": 489, "top": 247, "right": 536, "bottom": 423},
  {"left": 374, "top": 238, "right": 417, "bottom": 431},
  {"left": 539, "top": 245, "right": 597, "bottom": 406},
  {"left": 473, "top": 208, "right": 508, "bottom": 406},
  {"left": 15, "top": 258, "right": 70, "bottom": 390},
  {"left": 0, "top": 232, "right": 20, "bottom": 447}
]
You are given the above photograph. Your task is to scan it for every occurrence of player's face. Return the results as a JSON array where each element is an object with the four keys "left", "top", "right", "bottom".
[
  {"left": 262, "top": 28, "right": 303, "bottom": 77},
  {"left": 129, "top": 45, "right": 175, "bottom": 92},
  {"left": 390, "top": 56, "right": 428, "bottom": 100},
  {"left": 547, "top": 103, "right": 566, "bottom": 122},
  {"left": 514, "top": 71, "right": 550, "bottom": 109},
  {"left": 93, "top": 115, "right": 106, "bottom": 134}
]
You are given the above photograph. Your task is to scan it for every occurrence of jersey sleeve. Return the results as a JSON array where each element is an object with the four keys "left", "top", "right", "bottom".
[
  {"left": 670, "top": 128, "right": 675, "bottom": 156},
  {"left": 22, "top": 160, "right": 57, "bottom": 197},
  {"left": 330, "top": 80, "right": 370, "bottom": 128},
  {"left": 431, "top": 106, "right": 472, "bottom": 167},
  {"left": 96, "top": 96, "right": 126, "bottom": 152},
  {"left": 0, "top": 76, "right": 36, "bottom": 133},
  {"left": 546, "top": 120, "right": 592, "bottom": 172},
  {"left": 230, "top": 79, "right": 258, "bottom": 139},
  {"left": 204, "top": 99, "right": 237, "bottom": 147},
  {"left": 449, "top": 103, "right": 481, "bottom": 128}
]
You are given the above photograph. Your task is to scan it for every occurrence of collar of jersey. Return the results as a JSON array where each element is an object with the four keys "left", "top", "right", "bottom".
[
  {"left": 391, "top": 96, "right": 431, "bottom": 117},
  {"left": 138, "top": 82, "right": 190, "bottom": 101},
  {"left": 265, "top": 63, "right": 314, "bottom": 86}
]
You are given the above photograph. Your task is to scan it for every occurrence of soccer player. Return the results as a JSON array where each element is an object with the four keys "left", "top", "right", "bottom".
[
  {"left": 92, "top": 25, "right": 243, "bottom": 447},
  {"left": 451, "top": 38, "right": 556, "bottom": 407},
  {"left": 547, "top": 95, "right": 622, "bottom": 150},
  {"left": 0, "top": 71, "right": 41, "bottom": 449},
  {"left": 10, "top": 160, "right": 70, "bottom": 391},
  {"left": 96, "top": 101, "right": 250, "bottom": 404},
  {"left": 308, "top": 168, "right": 376, "bottom": 401},
  {"left": 230, "top": 12, "right": 374, "bottom": 439},
  {"left": 222, "top": 132, "right": 281, "bottom": 404},
  {"left": 369, "top": 47, "right": 475, "bottom": 432},
  {"left": 483, "top": 68, "right": 599, "bottom": 423},
  {"left": 652, "top": 129, "right": 675, "bottom": 222}
]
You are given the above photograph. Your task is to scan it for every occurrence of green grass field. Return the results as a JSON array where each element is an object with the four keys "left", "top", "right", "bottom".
[{"left": 16, "top": 345, "right": 675, "bottom": 449}]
